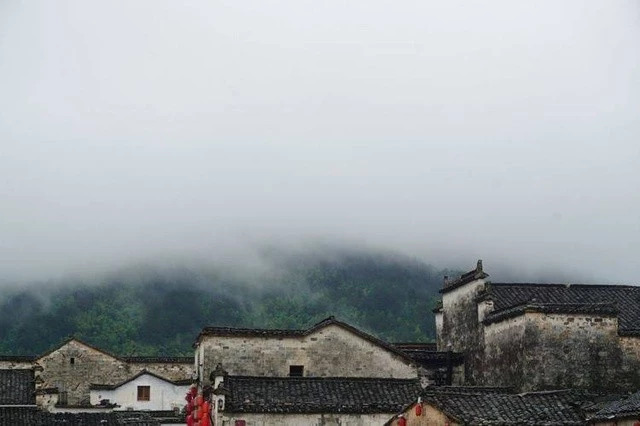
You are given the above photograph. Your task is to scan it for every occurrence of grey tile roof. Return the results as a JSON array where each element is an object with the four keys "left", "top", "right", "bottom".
[
  {"left": 0, "top": 369, "right": 35, "bottom": 405},
  {"left": 224, "top": 376, "right": 422, "bottom": 414},
  {"left": 482, "top": 283, "right": 640, "bottom": 335},
  {"left": 394, "top": 346, "right": 465, "bottom": 368},
  {"left": 0, "top": 408, "right": 160, "bottom": 425},
  {"left": 421, "top": 389, "right": 590, "bottom": 425},
  {"left": 591, "top": 390, "right": 640, "bottom": 420}
]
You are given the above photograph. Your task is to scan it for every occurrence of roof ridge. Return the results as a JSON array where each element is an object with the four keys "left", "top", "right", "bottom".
[
  {"left": 227, "top": 375, "right": 419, "bottom": 382},
  {"left": 490, "top": 282, "right": 638, "bottom": 288}
]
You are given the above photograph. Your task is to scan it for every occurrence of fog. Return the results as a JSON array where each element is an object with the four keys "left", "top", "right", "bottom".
[{"left": 1, "top": 1, "right": 639, "bottom": 285}]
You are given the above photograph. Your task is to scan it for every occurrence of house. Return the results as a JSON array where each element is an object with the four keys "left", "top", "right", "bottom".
[
  {"left": 194, "top": 316, "right": 420, "bottom": 386},
  {"left": 589, "top": 390, "right": 640, "bottom": 425},
  {"left": 90, "top": 370, "right": 191, "bottom": 411},
  {"left": 385, "top": 387, "right": 596, "bottom": 426},
  {"left": 0, "top": 368, "right": 159, "bottom": 425},
  {"left": 211, "top": 373, "right": 422, "bottom": 426},
  {"left": 32, "top": 337, "right": 193, "bottom": 407},
  {"left": 435, "top": 260, "right": 640, "bottom": 391}
]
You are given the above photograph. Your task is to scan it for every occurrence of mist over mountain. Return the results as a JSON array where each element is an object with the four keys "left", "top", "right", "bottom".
[{"left": 0, "top": 245, "right": 459, "bottom": 356}]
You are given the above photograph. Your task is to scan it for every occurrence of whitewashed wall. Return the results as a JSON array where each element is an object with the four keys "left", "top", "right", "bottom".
[{"left": 90, "top": 373, "right": 188, "bottom": 411}]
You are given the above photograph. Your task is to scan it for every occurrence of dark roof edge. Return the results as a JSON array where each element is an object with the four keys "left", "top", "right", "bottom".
[
  {"left": 439, "top": 260, "right": 488, "bottom": 294},
  {"left": 483, "top": 303, "right": 619, "bottom": 326},
  {"left": 90, "top": 369, "right": 193, "bottom": 390},
  {"left": 226, "top": 375, "right": 421, "bottom": 383}
]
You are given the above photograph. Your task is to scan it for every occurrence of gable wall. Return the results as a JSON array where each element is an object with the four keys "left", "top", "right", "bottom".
[
  {"left": 89, "top": 374, "right": 188, "bottom": 411},
  {"left": 37, "top": 341, "right": 133, "bottom": 406},
  {"left": 438, "top": 279, "right": 487, "bottom": 384},
  {"left": 387, "top": 403, "right": 459, "bottom": 426},
  {"left": 198, "top": 324, "right": 417, "bottom": 384}
]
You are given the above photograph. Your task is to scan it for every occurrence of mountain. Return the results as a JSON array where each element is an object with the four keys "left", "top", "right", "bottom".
[{"left": 0, "top": 247, "right": 455, "bottom": 356}]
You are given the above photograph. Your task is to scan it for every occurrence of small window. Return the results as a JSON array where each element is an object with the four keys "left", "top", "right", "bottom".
[
  {"left": 70, "top": 357, "right": 75, "bottom": 365},
  {"left": 289, "top": 365, "right": 304, "bottom": 377},
  {"left": 137, "top": 386, "right": 150, "bottom": 401}
]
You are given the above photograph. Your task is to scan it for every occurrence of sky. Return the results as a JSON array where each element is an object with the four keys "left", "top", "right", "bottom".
[{"left": 0, "top": 0, "right": 639, "bottom": 284}]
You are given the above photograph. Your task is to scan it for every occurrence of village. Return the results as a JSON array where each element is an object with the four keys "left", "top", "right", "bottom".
[{"left": 1, "top": 260, "right": 640, "bottom": 425}]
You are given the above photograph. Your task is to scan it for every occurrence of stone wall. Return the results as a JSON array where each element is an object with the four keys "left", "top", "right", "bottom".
[
  {"left": 36, "top": 340, "right": 193, "bottom": 406},
  {"left": 218, "top": 412, "right": 393, "bottom": 426},
  {"left": 437, "top": 278, "right": 487, "bottom": 384},
  {"left": 198, "top": 324, "right": 417, "bottom": 385},
  {"left": 481, "top": 312, "right": 640, "bottom": 392}
]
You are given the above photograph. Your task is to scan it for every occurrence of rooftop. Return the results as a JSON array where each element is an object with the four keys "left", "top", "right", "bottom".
[
  {"left": 223, "top": 375, "right": 422, "bottom": 414},
  {"left": 590, "top": 390, "right": 640, "bottom": 421},
  {"left": 481, "top": 282, "right": 640, "bottom": 335},
  {"left": 0, "top": 369, "right": 35, "bottom": 405},
  {"left": 418, "top": 389, "right": 593, "bottom": 425}
]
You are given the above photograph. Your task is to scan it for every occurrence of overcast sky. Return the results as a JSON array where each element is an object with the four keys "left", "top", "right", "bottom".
[{"left": 1, "top": 0, "right": 639, "bottom": 284}]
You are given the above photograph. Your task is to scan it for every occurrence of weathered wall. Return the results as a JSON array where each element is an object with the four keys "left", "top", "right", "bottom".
[
  {"left": 198, "top": 324, "right": 417, "bottom": 384},
  {"left": 387, "top": 403, "right": 458, "bottom": 426},
  {"left": 89, "top": 374, "right": 188, "bottom": 411},
  {"left": 218, "top": 412, "right": 393, "bottom": 426},
  {"left": 521, "top": 313, "right": 640, "bottom": 392},
  {"left": 482, "top": 315, "right": 527, "bottom": 388},
  {"left": 437, "top": 278, "right": 486, "bottom": 384}
]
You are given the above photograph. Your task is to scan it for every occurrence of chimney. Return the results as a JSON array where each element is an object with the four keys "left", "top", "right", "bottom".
[{"left": 476, "top": 259, "right": 483, "bottom": 273}]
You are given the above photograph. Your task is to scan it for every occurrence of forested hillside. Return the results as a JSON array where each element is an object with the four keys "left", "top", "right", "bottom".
[{"left": 0, "top": 248, "right": 456, "bottom": 356}]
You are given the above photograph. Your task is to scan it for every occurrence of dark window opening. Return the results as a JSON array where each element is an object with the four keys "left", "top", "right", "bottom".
[
  {"left": 137, "top": 385, "right": 150, "bottom": 401},
  {"left": 235, "top": 420, "right": 246, "bottom": 426},
  {"left": 70, "top": 357, "right": 75, "bottom": 365},
  {"left": 289, "top": 365, "right": 304, "bottom": 377}
]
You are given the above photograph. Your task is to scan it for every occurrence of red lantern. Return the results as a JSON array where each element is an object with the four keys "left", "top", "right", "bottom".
[
  {"left": 397, "top": 416, "right": 407, "bottom": 426},
  {"left": 190, "top": 387, "right": 198, "bottom": 397},
  {"left": 196, "top": 395, "right": 204, "bottom": 406},
  {"left": 186, "top": 413, "right": 194, "bottom": 426},
  {"left": 193, "top": 408, "right": 199, "bottom": 420},
  {"left": 415, "top": 403, "right": 423, "bottom": 416},
  {"left": 202, "top": 401, "right": 210, "bottom": 414},
  {"left": 201, "top": 411, "right": 211, "bottom": 426}
]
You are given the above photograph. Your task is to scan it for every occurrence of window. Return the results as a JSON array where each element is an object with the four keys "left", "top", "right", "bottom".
[
  {"left": 137, "top": 386, "right": 150, "bottom": 401},
  {"left": 70, "top": 357, "right": 75, "bottom": 365},
  {"left": 289, "top": 365, "right": 304, "bottom": 377}
]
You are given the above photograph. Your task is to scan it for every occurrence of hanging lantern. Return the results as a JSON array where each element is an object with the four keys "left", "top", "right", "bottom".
[
  {"left": 397, "top": 416, "right": 407, "bottom": 426},
  {"left": 186, "top": 413, "right": 194, "bottom": 426},
  {"left": 196, "top": 395, "right": 204, "bottom": 406},
  {"left": 415, "top": 403, "right": 423, "bottom": 416},
  {"left": 201, "top": 410, "right": 211, "bottom": 426},
  {"left": 190, "top": 386, "right": 198, "bottom": 397},
  {"left": 202, "top": 401, "right": 210, "bottom": 414}
]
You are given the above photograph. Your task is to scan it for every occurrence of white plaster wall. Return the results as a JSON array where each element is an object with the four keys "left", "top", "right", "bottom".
[
  {"left": 198, "top": 323, "right": 417, "bottom": 383},
  {"left": 219, "top": 412, "right": 393, "bottom": 426},
  {"left": 90, "top": 373, "right": 188, "bottom": 411}
]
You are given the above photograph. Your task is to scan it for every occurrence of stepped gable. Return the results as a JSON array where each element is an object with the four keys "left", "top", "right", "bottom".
[
  {"left": 224, "top": 376, "right": 422, "bottom": 414},
  {"left": 0, "top": 369, "right": 35, "bottom": 405},
  {"left": 440, "top": 260, "right": 489, "bottom": 293},
  {"left": 197, "top": 316, "right": 415, "bottom": 363},
  {"left": 590, "top": 390, "right": 640, "bottom": 422},
  {"left": 420, "top": 389, "right": 589, "bottom": 425},
  {"left": 481, "top": 283, "right": 640, "bottom": 335}
]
